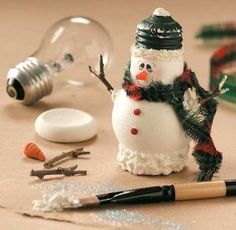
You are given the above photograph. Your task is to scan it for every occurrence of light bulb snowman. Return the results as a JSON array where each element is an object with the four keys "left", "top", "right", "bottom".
[{"left": 90, "top": 8, "right": 228, "bottom": 181}]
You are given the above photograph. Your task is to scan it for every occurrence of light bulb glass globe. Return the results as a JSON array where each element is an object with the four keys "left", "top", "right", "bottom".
[{"left": 6, "top": 16, "right": 113, "bottom": 105}]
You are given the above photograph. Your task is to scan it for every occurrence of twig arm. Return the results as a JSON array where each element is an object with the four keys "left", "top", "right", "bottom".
[
  {"left": 200, "top": 75, "right": 229, "bottom": 105},
  {"left": 89, "top": 55, "right": 114, "bottom": 93}
]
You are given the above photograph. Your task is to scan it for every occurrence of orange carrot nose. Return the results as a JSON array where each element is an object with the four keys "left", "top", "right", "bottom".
[{"left": 135, "top": 70, "right": 148, "bottom": 80}]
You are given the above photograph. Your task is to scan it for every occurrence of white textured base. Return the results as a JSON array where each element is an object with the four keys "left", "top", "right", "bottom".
[{"left": 117, "top": 144, "right": 189, "bottom": 175}]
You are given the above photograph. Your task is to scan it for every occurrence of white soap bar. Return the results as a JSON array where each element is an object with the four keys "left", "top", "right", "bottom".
[{"left": 35, "top": 108, "right": 97, "bottom": 143}]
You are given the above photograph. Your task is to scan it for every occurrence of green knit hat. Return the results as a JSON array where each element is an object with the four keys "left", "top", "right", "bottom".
[{"left": 135, "top": 8, "right": 183, "bottom": 50}]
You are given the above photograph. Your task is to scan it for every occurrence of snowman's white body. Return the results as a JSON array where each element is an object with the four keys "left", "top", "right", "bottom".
[
  {"left": 112, "top": 45, "right": 190, "bottom": 175},
  {"left": 112, "top": 90, "right": 189, "bottom": 175}
]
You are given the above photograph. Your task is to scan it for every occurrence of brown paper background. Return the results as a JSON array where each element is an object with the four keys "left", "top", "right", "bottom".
[{"left": 1, "top": 0, "right": 236, "bottom": 229}]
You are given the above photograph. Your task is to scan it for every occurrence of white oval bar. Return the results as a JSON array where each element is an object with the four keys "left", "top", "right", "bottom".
[{"left": 35, "top": 108, "right": 97, "bottom": 143}]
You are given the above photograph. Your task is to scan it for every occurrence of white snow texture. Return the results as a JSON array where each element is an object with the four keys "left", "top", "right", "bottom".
[{"left": 117, "top": 143, "right": 189, "bottom": 175}]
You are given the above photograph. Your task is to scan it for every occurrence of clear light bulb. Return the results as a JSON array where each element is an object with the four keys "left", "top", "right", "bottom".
[{"left": 6, "top": 16, "right": 113, "bottom": 105}]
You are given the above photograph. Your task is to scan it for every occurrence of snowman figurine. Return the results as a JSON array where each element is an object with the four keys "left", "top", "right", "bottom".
[{"left": 90, "top": 8, "right": 227, "bottom": 181}]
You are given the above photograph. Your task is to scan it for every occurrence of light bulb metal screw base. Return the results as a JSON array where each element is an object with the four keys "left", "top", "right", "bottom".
[{"left": 6, "top": 57, "right": 53, "bottom": 105}]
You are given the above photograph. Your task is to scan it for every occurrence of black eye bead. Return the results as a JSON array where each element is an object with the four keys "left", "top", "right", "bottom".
[
  {"left": 146, "top": 64, "right": 152, "bottom": 72},
  {"left": 139, "top": 63, "right": 145, "bottom": 70}
]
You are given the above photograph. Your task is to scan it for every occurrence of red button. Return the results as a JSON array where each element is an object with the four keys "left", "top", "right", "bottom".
[
  {"left": 133, "top": 109, "right": 141, "bottom": 116},
  {"left": 131, "top": 128, "right": 138, "bottom": 135}
]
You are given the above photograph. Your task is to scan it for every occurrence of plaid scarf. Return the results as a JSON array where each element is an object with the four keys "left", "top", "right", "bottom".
[{"left": 122, "top": 64, "right": 190, "bottom": 102}]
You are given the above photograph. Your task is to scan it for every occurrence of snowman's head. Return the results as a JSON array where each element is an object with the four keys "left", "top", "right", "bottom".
[
  {"left": 130, "top": 45, "right": 184, "bottom": 86},
  {"left": 129, "top": 8, "right": 184, "bottom": 86}
]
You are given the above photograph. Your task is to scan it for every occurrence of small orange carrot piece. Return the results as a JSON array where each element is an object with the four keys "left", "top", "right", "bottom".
[{"left": 24, "top": 143, "right": 46, "bottom": 162}]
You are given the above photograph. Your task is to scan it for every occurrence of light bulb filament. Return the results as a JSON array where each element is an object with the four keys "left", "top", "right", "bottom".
[{"left": 49, "top": 53, "right": 74, "bottom": 74}]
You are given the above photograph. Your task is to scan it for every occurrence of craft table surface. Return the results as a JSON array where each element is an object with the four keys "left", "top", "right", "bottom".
[{"left": 0, "top": 0, "right": 236, "bottom": 229}]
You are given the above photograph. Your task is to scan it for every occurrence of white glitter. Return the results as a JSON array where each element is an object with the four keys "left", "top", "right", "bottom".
[
  {"left": 31, "top": 182, "right": 124, "bottom": 195},
  {"left": 93, "top": 208, "right": 186, "bottom": 230}
]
